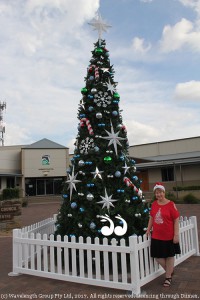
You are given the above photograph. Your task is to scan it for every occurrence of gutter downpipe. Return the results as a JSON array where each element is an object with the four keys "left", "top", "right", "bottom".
[{"left": 173, "top": 162, "right": 178, "bottom": 200}]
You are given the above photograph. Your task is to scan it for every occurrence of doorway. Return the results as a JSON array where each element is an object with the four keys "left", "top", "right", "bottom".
[{"left": 25, "top": 178, "right": 63, "bottom": 196}]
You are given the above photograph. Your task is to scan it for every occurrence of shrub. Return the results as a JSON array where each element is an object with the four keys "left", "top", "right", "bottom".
[
  {"left": 173, "top": 186, "right": 200, "bottom": 191},
  {"left": 165, "top": 192, "right": 176, "bottom": 201},
  {"left": 183, "top": 193, "right": 199, "bottom": 204},
  {"left": 2, "top": 188, "right": 20, "bottom": 200},
  {"left": 22, "top": 198, "right": 28, "bottom": 207}
]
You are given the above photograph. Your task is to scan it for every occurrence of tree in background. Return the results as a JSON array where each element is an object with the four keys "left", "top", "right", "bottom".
[{"left": 55, "top": 13, "right": 150, "bottom": 240}]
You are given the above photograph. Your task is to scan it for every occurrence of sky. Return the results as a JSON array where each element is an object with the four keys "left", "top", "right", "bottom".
[{"left": 0, "top": 0, "right": 200, "bottom": 152}]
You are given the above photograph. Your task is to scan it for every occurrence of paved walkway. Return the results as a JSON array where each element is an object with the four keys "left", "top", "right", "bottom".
[{"left": 0, "top": 202, "right": 200, "bottom": 300}]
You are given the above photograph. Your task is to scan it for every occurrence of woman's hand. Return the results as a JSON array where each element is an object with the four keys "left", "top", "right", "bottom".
[
  {"left": 146, "top": 229, "right": 151, "bottom": 238},
  {"left": 173, "top": 234, "right": 179, "bottom": 244}
]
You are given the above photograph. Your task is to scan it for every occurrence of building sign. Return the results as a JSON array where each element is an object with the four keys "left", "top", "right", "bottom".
[
  {"left": 42, "top": 155, "right": 50, "bottom": 165},
  {"left": 0, "top": 200, "right": 22, "bottom": 236}
]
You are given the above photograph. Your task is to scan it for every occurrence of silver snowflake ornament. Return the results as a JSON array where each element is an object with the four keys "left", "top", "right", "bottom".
[
  {"left": 91, "top": 167, "right": 104, "bottom": 180},
  {"left": 100, "top": 121, "right": 126, "bottom": 156},
  {"left": 94, "top": 91, "right": 112, "bottom": 107},
  {"left": 105, "top": 78, "right": 117, "bottom": 95},
  {"left": 66, "top": 166, "right": 81, "bottom": 201},
  {"left": 97, "top": 188, "right": 118, "bottom": 211},
  {"left": 79, "top": 137, "right": 95, "bottom": 154},
  {"left": 122, "top": 161, "right": 131, "bottom": 175}
]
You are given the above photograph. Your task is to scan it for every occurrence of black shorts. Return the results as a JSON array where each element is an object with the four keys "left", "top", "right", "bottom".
[{"left": 151, "top": 238, "right": 181, "bottom": 258}]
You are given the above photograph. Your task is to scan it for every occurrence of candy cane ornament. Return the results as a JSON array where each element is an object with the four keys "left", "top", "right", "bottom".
[
  {"left": 123, "top": 177, "right": 143, "bottom": 198},
  {"left": 80, "top": 118, "right": 94, "bottom": 135},
  {"left": 88, "top": 65, "right": 99, "bottom": 81}
]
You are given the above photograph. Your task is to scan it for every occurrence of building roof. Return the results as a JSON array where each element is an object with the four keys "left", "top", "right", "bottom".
[
  {"left": 131, "top": 136, "right": 200, "bottom": 148},
  {"left": 0, "top": 173, "right": 22, "bottom": 177},
  {"left": 135, "top": 151, "right": 200, "bottom": 169},
  {"left": 23, "top": 138, "right": 68, "bottom": 149},
  {"left": 144, "top": 151, "right": 200, "bottom": 162}
]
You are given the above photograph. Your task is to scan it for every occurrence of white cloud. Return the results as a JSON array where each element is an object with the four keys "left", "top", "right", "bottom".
[
  {"left": 4, "top": 123, "right": 32, "bottom": 146},
  {"left": 0, "top": 0, "right": 199, "bottom": 151},
  {"left": 159, "top": 1, "right": 200, "bottom": 53},
  {"left": 0, "top": 0, "right": 100, "bottom": 147},
  {"left": 126, "top": 120, "right": 159, "bottom": 145},
  {"left": 131, "top": 37, "right": 151, "bottom": 54},
  {"left": 175, "top": 80, "right": 200, "bottom": 101},
  {"left": 178, "top": 0, "right": 200, "bottom": 16},
  {"left": 159, "top": 18, "right": 197, "bottom": 52}
]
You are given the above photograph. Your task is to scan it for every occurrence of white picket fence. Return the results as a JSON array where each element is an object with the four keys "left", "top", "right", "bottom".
[{"left": 9, "top": 214, "right": 199, "bottom": 295}]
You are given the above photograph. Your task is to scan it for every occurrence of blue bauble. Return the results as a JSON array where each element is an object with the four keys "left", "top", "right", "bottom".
[
  {"left": 88, "top": 106, "right": 94, "bottom": 112},
  {"left": 115, "top": 171, "right": 121, "bottom": 177},
  {"left": 132, "top": 196, "right": 138, "bottom": 201},
  {"left": 79, "top": 114, "right": 86, "bottom": 118},
  {"left": 71, "top": 202, "right": 77, "bottom": 209},
  {"left": 79, "top": 207, "right": 85, "bottom": 213},
  {"left": 132, "top": 176, "right": 138, "bottom": 181},
  {"left": 62, "top": 194, "right": 68, "bottom": 199},
  {"left": 90, "top": 222, "right": 96, "bottom": 229},
  {"left": 94, "top": 146, "right": 100, "bottom": 152},
  {"left": 69, "top": 234, "right": 75, "bottom": 238},
  {"left": 112, "top": 111, "right": 118, "bottom": 116},
  {"left": 89, "top": 76, "right": 94, "bottom": 81}
]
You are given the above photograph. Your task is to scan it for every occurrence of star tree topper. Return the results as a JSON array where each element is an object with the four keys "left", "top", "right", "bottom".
[
  {"left": 97, "top": 188, "right": 118, "bottom": 211},
  {"left": 66, "top": 166, "right": 81, "bottom": 201},
  {"left": 88, "top": 11, "right": 112, "bottom": 43},
  {"left": 100, "top": 121, "right": 126, "bottom": 156}
]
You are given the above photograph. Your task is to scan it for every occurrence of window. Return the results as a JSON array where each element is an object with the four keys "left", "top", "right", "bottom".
[
  {"left": 161, "top": 167, "right": 174, "bottom": 182},
  {"left": 6, "top": 177, "right": 15, "bottom": 188}
]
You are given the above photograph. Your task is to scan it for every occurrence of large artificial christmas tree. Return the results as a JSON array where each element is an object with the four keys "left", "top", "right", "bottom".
[{"left": 55, "top": 13, "right": 150, "bottom": 241}]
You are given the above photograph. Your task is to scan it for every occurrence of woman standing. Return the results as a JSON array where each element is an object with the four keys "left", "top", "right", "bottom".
[{"left": 146, "top": 182, "right": 181, "bottom": 287}]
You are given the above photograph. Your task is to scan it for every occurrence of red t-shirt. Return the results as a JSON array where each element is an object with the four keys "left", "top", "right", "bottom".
[{"left": 150, "top": 200, "right": 179, "bottom": 241}]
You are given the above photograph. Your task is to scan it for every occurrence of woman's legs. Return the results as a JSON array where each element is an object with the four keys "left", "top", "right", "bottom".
[
  {"left": 156, "top": 258, "right": 166, "bottom": 270},
  {"left": 156, "top": 257, "right": 174, "bottom": 277},
  {"left": 165, "top": 257, "right": 174, "bottom": 278}
]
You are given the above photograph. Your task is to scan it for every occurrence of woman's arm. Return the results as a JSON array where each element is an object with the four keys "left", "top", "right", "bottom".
[
  {"left": 173, "top": 217, "right": 180, "bottom": 243},
  {"left": 146, "top": 216, "right": 153, "bottom": 237}
]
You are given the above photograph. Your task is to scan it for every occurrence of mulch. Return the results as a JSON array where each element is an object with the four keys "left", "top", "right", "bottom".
[{"left": 0, "top": 202, "right": 200, "bottom": 300}]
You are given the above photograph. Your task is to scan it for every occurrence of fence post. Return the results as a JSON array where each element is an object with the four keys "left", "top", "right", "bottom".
[
  {"left": 190, "top": 216, "right": 200, "bottom": 256},
  {"left": 53, "top": 214, "right": 57, "bottom": 232},
  {"left": 129, "top": 235, "right": 141, "bottom": 295},
  {"left": 8, "top": 229, "right": 21, "bottom": 276}
]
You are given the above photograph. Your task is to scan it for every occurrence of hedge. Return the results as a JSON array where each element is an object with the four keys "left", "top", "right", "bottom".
[
  {"left": 1, "top": 188, "right": 20, "bottom": 200},
  {"left": 173, "top": 186, "right": 200, "bottom": 191}
]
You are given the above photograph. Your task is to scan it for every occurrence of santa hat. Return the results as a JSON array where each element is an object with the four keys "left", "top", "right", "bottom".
[{"left": 153, "top": 182, "right": 165, "bottom": 192}]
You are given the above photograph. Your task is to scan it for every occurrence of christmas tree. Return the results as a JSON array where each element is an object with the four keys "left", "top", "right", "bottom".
[{"left": 55, "top": 13, "right": 150, "bottom": 240}]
